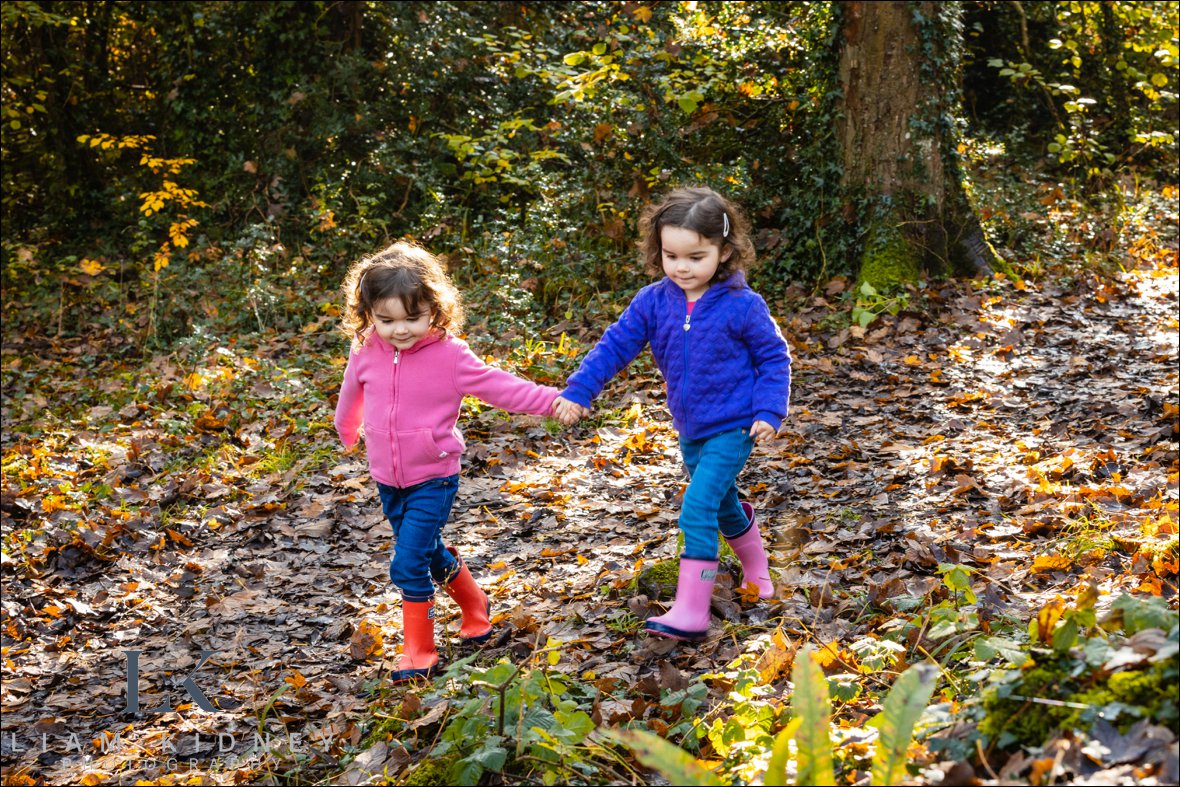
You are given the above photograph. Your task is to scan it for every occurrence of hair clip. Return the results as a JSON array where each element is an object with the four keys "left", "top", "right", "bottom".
[{"left": 722, "top": 213, "right": 730, "bottom": 238}]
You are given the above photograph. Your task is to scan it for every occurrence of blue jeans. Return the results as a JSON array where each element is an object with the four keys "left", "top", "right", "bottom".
[
  {"left": 678, "top": 428, "right": 756, "bottom": 560},
  {"left": 377, "top": 475, "right": 461, "bottom": 601}
]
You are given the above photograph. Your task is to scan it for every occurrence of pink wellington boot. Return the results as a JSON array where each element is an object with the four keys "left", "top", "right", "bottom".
[
  {"left": 724, "top": 502, "right": 774, "bottom": 599},
  {"left": 644, "top": 558, "right": 718, "bottom": 641}
]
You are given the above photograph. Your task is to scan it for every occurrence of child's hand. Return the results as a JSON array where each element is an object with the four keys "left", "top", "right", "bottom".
[
  {"left": 553, "top": 396, "right": 587, "bottom": 426},
  {"left": 750, "top": 420, "right": 776, "bottom": 444}
]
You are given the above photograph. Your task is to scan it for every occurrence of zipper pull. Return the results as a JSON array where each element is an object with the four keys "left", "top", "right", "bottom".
[
  {"left": 684, "top": 313, "right": 691, "bottom": 332},
  {"left": 394, "top": 349, "right": 401, "bottom": 365}
]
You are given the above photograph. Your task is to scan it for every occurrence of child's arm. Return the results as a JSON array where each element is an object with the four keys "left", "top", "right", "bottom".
[
  {"left": 560, "top": 295, "right": 651, "bottom": 410},
  {"left": 452, "top": 341, "right": 559, "bottom": 415},
  {"left": 743, "top": 295, "right": 792, "bottom": 435},
  {"left": 334, "top": 352, "right": 364, "bottom": 447}
]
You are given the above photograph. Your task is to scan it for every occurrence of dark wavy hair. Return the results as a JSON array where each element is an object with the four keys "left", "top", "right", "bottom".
[
  {"left": 638, "top": 187, "right": 755, "bottom": 283},
  {"left": 340, "top": 241, "right": 464, "bottom": 349}
]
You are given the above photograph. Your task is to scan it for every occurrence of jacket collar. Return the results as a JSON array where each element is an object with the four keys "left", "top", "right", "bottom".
[
  {"left": 367, "top": 329, "right": 446, "bottom": 355},
  {"left": 659, "top": 271, "right": 747, "bottom": 302}
]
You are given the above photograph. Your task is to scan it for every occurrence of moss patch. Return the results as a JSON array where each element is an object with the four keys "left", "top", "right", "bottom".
[
  {"left": 630, "top": 534, "right": 739, "bottom": 599},
  {"left": 857, "top": 224, "right": 922, "bottom": 290},
  {"left": 980, "top": 657, "right": 1180, "bottom": 748},
  {"left": 633, "top": 557, "right": 680, "bottom": 598},
  {"left": 402, "top": 756, "right": 456, "bottom": 786}
]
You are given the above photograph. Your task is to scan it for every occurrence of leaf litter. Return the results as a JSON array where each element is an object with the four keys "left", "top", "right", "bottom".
[{"left": 2, "top": 243, "right": 1177, "bottom": 784}]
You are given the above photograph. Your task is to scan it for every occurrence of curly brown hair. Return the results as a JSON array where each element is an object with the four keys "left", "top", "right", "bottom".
[
  {"left": 638, "top": 187, "right": 755, "bottom": 284},
  {"left": 340, "top": 241, "right": 464, "bottom": 349}
]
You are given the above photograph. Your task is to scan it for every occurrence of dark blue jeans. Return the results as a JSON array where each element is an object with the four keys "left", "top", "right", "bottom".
[
  {"left": 678, "top": 428, "right": 755, "bottom": 560},
  {"left": 377, "top": 475, "right": 461, "bottom": 601}
]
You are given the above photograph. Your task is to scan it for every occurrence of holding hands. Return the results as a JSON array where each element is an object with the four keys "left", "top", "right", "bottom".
[
  {"left": 553, "top": 395, "right": 775, "bottom": 444},
  {"left": 553, "top": 396, "right": 590, "bottom": 426}
]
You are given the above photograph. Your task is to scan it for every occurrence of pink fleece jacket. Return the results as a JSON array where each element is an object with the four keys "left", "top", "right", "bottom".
[{"left": 335, "top": 331, "right": 559, "bottom": 488}]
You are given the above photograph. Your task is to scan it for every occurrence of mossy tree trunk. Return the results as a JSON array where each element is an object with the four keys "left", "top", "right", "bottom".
[{"left": 837, "top": 1, "right": 1004, "bottom": 289}]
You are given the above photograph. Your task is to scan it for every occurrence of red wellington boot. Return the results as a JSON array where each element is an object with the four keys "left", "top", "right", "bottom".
[
  {"left": 442, "top": 546, "right": 492, "bottom": 643},
  {"left": 390, "top": 599, "right": 440, "bottom": 683}
]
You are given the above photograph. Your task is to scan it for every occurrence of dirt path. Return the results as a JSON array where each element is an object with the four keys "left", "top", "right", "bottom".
[{"left": 2, "top": 257, "right": 1176, "bottom": 784}]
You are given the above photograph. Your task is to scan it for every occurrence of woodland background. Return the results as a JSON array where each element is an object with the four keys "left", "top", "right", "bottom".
[{"left": 1, "top": 2, "right": 1177, "bottom": 786}]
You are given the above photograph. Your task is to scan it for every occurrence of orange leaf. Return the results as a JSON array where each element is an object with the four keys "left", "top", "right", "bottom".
[
  {"left": 167, "top": 529, "right": 193, "bottom": 547},
  {"left": 736, "top": 582, "right": 764, "bottom": 603},
  {"left": 813, "top": 640, "right": 843, "bottom": 669},
  {"left": 1029, "top": 757, "right": 1056, "bottom": 786},
  {"left": 1031, "top": 554, "right": 1072, "bottom": 573},
  {"left": 349, "top": 620, "right": 384, "bottom": 661}
]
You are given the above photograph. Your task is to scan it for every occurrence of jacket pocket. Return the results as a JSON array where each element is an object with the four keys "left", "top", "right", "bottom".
[
  {"left": 364, "top": 424, "right": 395, "bottom": 480},
  {"left": 396, "top": 428, "right": 451, "bottom": 471}
]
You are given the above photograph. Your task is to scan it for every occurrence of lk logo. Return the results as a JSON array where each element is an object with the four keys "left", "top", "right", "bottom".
[{"left": 124, "top": 649, "right": 219, "bottom": 713}]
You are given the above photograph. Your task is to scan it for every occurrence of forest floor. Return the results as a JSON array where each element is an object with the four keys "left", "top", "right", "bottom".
[{"left": 2, "top": 193, "right": 1177, "bottom": 786}]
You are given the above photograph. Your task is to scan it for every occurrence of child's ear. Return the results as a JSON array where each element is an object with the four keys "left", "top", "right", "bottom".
[{"left": 720, "top": 243, "right": 733, "bottom": 263}]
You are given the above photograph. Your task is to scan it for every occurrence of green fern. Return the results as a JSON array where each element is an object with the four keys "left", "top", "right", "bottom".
[
  {"left": 611, "top": 729, "right": 724, "bottom": 787},
  {"left": 869, "top": 663, "right": 939, "bottom": 786},
  {"left": 771, "top": 645, "right": 835, "bottom": 786}
]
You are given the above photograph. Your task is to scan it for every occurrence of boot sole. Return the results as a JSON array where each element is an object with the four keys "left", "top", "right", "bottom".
[
  {"left": 644, "top": 620, "right": 708, "bottom": 641},
  {"left": 389, "top": 662, "right": 440, "bottom": 683}
]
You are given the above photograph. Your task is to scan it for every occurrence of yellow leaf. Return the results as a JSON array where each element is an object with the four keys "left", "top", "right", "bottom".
[
  {"left": 813, "top": 640, "right": 843, "bottom": 668},
  {"left": 631, "top": 5, "right": 652, "bottom": 22},
  {"left": 1031, "top": 554, "right": 1072, "bottom": 573},
  {"left": 1032, "top": 598, "right": 1066, "bottom": 645},
  {"left": 80, "top": 258, "right": 105, "bottom": 276}
]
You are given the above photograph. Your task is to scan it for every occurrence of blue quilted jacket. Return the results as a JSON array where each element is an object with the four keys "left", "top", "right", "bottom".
[{"left": 562, "top": 274, "right": 791, "bottom": 440}]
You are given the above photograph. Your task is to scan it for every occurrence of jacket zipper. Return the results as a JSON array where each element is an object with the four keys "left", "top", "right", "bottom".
[
  {"left": 391, "top": 348, "right": 402, "bottom": 486},
  {"left": 681, "top": 301, "right": 692, "bottom": 418}
]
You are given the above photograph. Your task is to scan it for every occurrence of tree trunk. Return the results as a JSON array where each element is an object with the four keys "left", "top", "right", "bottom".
[{"left": 837, "top": 1, "right": 1004, "bottom": 288}]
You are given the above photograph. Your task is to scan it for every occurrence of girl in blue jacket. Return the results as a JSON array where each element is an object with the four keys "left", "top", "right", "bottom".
[{"left": 555, "top": 187, "right": 791, "bottom": 641}]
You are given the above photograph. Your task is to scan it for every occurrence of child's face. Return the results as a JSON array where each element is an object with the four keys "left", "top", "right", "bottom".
[
  {"left": 371, "top": 296, "right": 433, "bottom": 350},
  {"left": 660, "top": 225, "right": 730, "bottom": 300}
]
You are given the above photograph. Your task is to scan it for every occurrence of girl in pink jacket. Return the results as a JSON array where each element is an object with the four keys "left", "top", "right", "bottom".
[{"left": 335, "top": 242, "right": 559, "bottom": 681}]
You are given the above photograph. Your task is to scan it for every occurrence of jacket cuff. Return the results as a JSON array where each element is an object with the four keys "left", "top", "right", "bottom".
[
  {"left": 560, "top": 386, "right": 594, "bottom": 409},
  {"left": 753, "top": 411, "right": 783, "bottom": 432}
]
